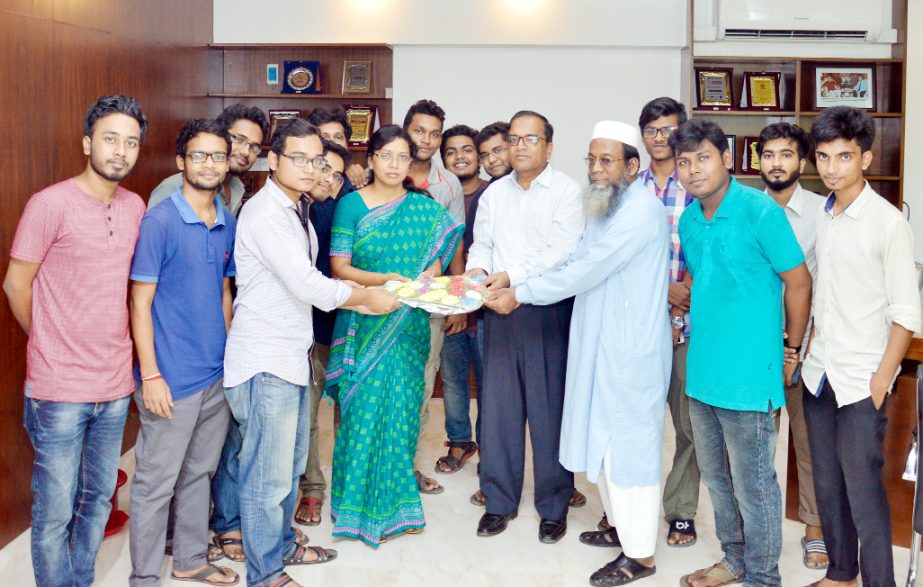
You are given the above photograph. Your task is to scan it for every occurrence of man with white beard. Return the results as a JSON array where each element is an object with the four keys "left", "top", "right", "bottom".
[{"left": 486, "top": 121, "right": 671, "bottom": 585}]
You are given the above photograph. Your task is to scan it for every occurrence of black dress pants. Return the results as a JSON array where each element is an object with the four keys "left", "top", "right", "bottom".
[
  {"left": 479, "top": 300, "right": 574, "bottom": 521},
  {"left": 803, "top": 380, "right": 894, "bottom": 587}
]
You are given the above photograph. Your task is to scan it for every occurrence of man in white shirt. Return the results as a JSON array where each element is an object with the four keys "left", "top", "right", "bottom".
[
  {"left": 403, "top": 99, "right": 466, "bottom": 494},
  {"left": 467, "top": 110, "right": 584, "bottom": 542},
  {"left": 223, "top": 119, "right": 399, "bottom": 587},
  {"left": 801, "top": 106, "right": 921, "bottom": 587},
  {"left": 756, "top": 122, "right": 830, "bottom": 570}
]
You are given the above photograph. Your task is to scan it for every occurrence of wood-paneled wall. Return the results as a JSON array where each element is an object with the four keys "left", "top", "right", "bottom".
[{"left": 0, "top": 0, "right": 218, "bottom": 548}]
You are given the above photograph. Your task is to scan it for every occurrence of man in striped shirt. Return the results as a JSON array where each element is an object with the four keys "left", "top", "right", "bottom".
[{"left": 637, "top": 96, "right": 700, "bottom": 548}]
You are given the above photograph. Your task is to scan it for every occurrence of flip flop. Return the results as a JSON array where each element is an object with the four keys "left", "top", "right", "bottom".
[
  {"left": 294, "top": 497, "right": 322, "bottom": 526},
  {"left": 170, "top": 564, "right": 239, "bottom": 586},
  {"left": 282, "top": 544, "right": 338, "bottom": 565},
  {"left": 801, "top": 537, "right": 829, "bottom": 569},
  {"left": 679, "top": 562, "right": 740, "bottom": 587},
  {"left": 667, "top": 519, "right": 697, "bottom": 547},
  {"left": 415, "top": 470, "right": 444, "bottom": 494}
]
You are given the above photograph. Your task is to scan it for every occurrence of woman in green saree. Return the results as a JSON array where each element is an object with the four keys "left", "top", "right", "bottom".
[{"left": 326, "top": 125, "right": 464, "bottom": 547}]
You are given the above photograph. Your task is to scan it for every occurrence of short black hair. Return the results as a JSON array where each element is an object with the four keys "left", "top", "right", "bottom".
[
  {"left": 439, "top": 124, "right": 478, "bottom": 159},
  {"left": 175, "top": 119, "right": 230, "bottom": 157},
  {"left": 811, "top": 106, "right": 875, "bottom": 152},
  {"left": 509, "top": 110, "right": 554, "bottom": 142},
  {"left": 84, "top": 95, "right": 148, "bottom": 142},
  {"left": 756, "top": 122, "right": 810, "bottom": 159},
  {"left": 321, "top": 139, "right": 351, "bottom": 166},
  {"left": 638, "top": 97, "right": 688, "bottom": 131},
  {"left": 668, "top": 119, "right": 729, "bottom": 157},
  {"left": 476, "top": 122, "right": 510, "bottom": 149},
  {"left": 270, "top": 118, "right": 321, "bottom": 155},
  {"left": 402, "top": 99, "right": 446, "bottom": 130},
  {"left": 623, "top": 144, "right": 641, "bottom": 165},
  {"left": 217, "top": 104, "right": 269, "bottom": 140},
  {"left": 308, "top": 106, "right": 352, "bottom": 141}
]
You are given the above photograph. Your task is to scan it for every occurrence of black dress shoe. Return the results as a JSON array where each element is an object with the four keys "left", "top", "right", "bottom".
[
  {"left": 539, "top": 518, "right": 567, "bottom": 543},
  {"left": 477, "top": 511, "right": 517, "bottom": 536}
]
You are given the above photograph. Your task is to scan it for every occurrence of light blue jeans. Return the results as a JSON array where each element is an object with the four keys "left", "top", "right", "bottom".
[
  {"left": 211, "top": 417, "right": 242, "bottom": 535},
  {"left": 688, "top": 397, "right": 782, "bottom": 587},
  {"left": 439, "top": 322, "right": 483, "bottom": 443},
  {"left": 23, "top": 393, "right": 130, "bottom": 587},
  {"left": 224, "top": 373, "right": 310, "bottom": 587}
]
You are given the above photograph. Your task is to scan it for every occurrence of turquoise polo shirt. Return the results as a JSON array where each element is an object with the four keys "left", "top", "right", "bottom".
[{"left": 678, "top": 179, "right": 804, "bottom": 411}]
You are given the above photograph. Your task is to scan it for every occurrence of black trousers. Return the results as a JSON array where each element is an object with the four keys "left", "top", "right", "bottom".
[
  {"left": 803, "top": 380, "right": 894, "bottom": 587},
  {"left": 479, "top": 300, "right": 574, "bottom": 521}
]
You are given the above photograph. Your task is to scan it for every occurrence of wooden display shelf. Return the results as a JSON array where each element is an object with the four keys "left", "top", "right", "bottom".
[
  {"left": 208, "top": 93, "right": 389, "bottom": 100},
  {"left": 693, "top": 110, "right": 797, "bottom": 116}
]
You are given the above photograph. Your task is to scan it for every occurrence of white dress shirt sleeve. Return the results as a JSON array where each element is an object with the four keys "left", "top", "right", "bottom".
[
  {"left": 249, "top": 209, "right": 351, "bottom": 312},
  {"left": 466, "top": 188, "right": 494, "bottom": 274},
  {"left": 882, "top": 217, "right": 922, "bottom": 333}
]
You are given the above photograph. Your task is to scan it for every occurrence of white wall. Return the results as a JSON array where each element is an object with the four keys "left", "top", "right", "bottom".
[
  {"left": 904, "top": 0, "right": 923, "bottom": 260},
  {"left": 213, "top": 0, "right": 687, "bottom": 47},
  {"left": 393, "top": 46, "right": 683, "bottom": 182}
]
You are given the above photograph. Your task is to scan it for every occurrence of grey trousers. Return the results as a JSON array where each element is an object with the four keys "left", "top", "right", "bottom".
[
  {"left": 300, "top": 344, "right": 340, "bottom": 499},
  {"left": 779, "top": 380, "right": 821, "bottom": 527},
  {"left": 662, "top": 342, "right": 701, "bottom": 522},
  {"left": 129, "top": 378, "right": 231, "bottom": 586},
  {"left": 414, "top": 314, "right": 445, "bottom": 469}
]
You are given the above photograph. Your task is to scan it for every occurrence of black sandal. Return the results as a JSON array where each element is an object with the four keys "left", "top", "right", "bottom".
[
  {"left": 666, "top": 518, "right": 697, "bottom": 547},
  {"left": 282, "top": 543, "right": 337, "bottom": 565},
  {"left": 597, "top": 514, "right": 611, "bottom": 531},
  {"left": 579, "top": 528, "right": 621, "bottom": 547},
  {"left": 434, "top": 441, "right": 478, "bottom": 474},
  {"left": 590, "top": 553, "right": 656, "bottom": 586}
]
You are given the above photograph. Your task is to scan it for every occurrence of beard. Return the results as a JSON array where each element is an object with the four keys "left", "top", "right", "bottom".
[
  {"left": 89, "top": 151, "right": 132, "bottom": 182},
  {"left": 453, "top": 167, "right": 479, "bottom": 182},
  {"left": 183, "top": 169, "right": 223, "bottom": 192},
  {"left": 760, "top": 167, "right": 801, "bottom": 192},
  {"left": 584, "top": 175, "right": 630, "bottom": 218}
]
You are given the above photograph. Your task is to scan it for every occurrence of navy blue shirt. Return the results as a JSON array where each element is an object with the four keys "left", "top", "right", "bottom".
[
  {"left": 309, "top": 176, "right": 353, "bottom": 346},
  {"left": 130, "top": 190, "right": 236, "bottom": 400}
]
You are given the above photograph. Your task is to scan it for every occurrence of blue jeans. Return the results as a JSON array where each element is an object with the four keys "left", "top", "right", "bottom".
[
  {"left": 224, "top": 373, "right": 310, "bottom": 587},
  {"left": 440, "top": 321, "right": 483, "bottom": 442},
  {"left": 688, "top": 397, "right": 782, "bottom": 587},
  {"left": 23, "top": 394, "right": 130, "bottom": 587},
  {"left": 211, "top": 417, "right": 242, "bottom": 535}
]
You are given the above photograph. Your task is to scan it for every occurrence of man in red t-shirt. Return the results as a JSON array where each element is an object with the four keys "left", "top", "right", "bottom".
[{"left": 4, "top": 95, "right": 148, "bottom": 587}]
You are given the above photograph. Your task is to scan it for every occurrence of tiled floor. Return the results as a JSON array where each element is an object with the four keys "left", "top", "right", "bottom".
[{"left": 0, "top": 399, "right": 913, "bottom": 586}]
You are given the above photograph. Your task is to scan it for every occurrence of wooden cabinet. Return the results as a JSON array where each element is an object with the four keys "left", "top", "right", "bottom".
[{"left": 691, "top": 57, "right": 906, "bottom": 207}]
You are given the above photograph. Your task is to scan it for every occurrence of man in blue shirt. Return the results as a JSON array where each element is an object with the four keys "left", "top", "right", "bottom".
[
  {"left": 671, "top": 119, "right": 812, "bottom": 587},
  {"left": 128, "top": 119, "right": 238, "bottom": 586}
]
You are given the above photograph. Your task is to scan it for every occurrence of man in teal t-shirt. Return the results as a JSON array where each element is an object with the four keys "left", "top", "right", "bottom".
[{"left": 670, "top": 119, "right": 812, "bottom": 587}]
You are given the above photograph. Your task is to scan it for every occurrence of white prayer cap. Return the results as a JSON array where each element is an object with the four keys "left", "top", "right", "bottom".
[{"left": 591, "top": 120, "right": 642, "bottom": 151}]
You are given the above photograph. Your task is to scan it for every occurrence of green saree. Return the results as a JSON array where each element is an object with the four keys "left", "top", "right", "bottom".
[{"left": 326, "top": 190, "right": 463, "bottom": 547}]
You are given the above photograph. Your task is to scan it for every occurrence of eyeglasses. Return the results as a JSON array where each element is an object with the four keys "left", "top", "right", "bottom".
[
  {"left": 229, "top": 133, "right": 262, "bottom": 155},
  {"left": 506, "top": 134, "right": 546, "bottom": 147},
  {"left": 478, "top": 146, "right": 506, "bottom": 161},
  {"left": 374, "top": 152, "right": 413, "bottom": 165},
  {"left": 320, "top": 165, "right": 345, "bottom": 183},
  {"left": 584, "top": 156, "right": 625, "bottom": 168},
  {"left": 642, "top": 126, "right": 678, "bottom": 139},
  {"left": 280, "top": 153, "right": 327, "bottom": 168},
  {"left": 186, "top": 151, "right": 229, "bottom": 163}
]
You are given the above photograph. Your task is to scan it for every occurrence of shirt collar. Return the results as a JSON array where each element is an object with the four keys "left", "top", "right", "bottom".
[
  {"left": 511, "top": 164, "right": 554, "bottom": 191},
  {"left": 428, "top": 162, "right": 444, "bottom": 185},
  {"left": 824, "top": 180, "right": 873, "bottom": 219},
  {"left": 639, "top": 167, "right": 680, "bottom": 189},
  {"left": 711, "top": 177, "right": 741, "bottom": 219},
  {"left": 764, "top": 182, "right": 806, "bottom": 217},
  {"left": 265, "top": 176, "right": 298, "bottom": 209},
  {"left": 169, "top": 189, "right": 228, "bottom": 227}
]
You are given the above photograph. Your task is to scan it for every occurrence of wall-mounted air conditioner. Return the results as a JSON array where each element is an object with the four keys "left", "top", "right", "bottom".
[{"left": 695, "top": 0, "right": 897, "bottom": 44}]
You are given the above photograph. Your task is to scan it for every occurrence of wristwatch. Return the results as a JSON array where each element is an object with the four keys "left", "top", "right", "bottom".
[{"left": 671, "top": 315, "right": 685, "bottom": 330}]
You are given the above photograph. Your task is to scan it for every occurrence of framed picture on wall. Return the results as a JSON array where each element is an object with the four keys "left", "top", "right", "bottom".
[
  {"left": 815, "top": 67, "right": 874, "bottom": 109},
  {"left": 267, "top": 110, "right": 301, "bottom": 145},
  {"left": 726, "top": 135, "right": 737, "bottom": 173}
]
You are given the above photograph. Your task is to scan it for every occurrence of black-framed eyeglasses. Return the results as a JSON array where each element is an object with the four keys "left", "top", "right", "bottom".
[
  {"left": 642, "top": 126, "right": 678, "bottom": 139},
  {"left": 229, "top": 132, "right": 262, "bottom": 155},
  {"left": 320, "top": 165, "right": 345, "bottom": 183},
  {"left": 280, "top": 153, "right": 327, "bottom": 168},
  {"left": 506, "top": 134, "right": 546, "bottom": 147},
  {"left": 186, "top": 151, "right": 229, "bottom": 163},
  {"left": 584, "top": 156, "right": 625, "bottom": 168},
  {"left": 478, "top": 146, "right": 506, "bottom": 161}
]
